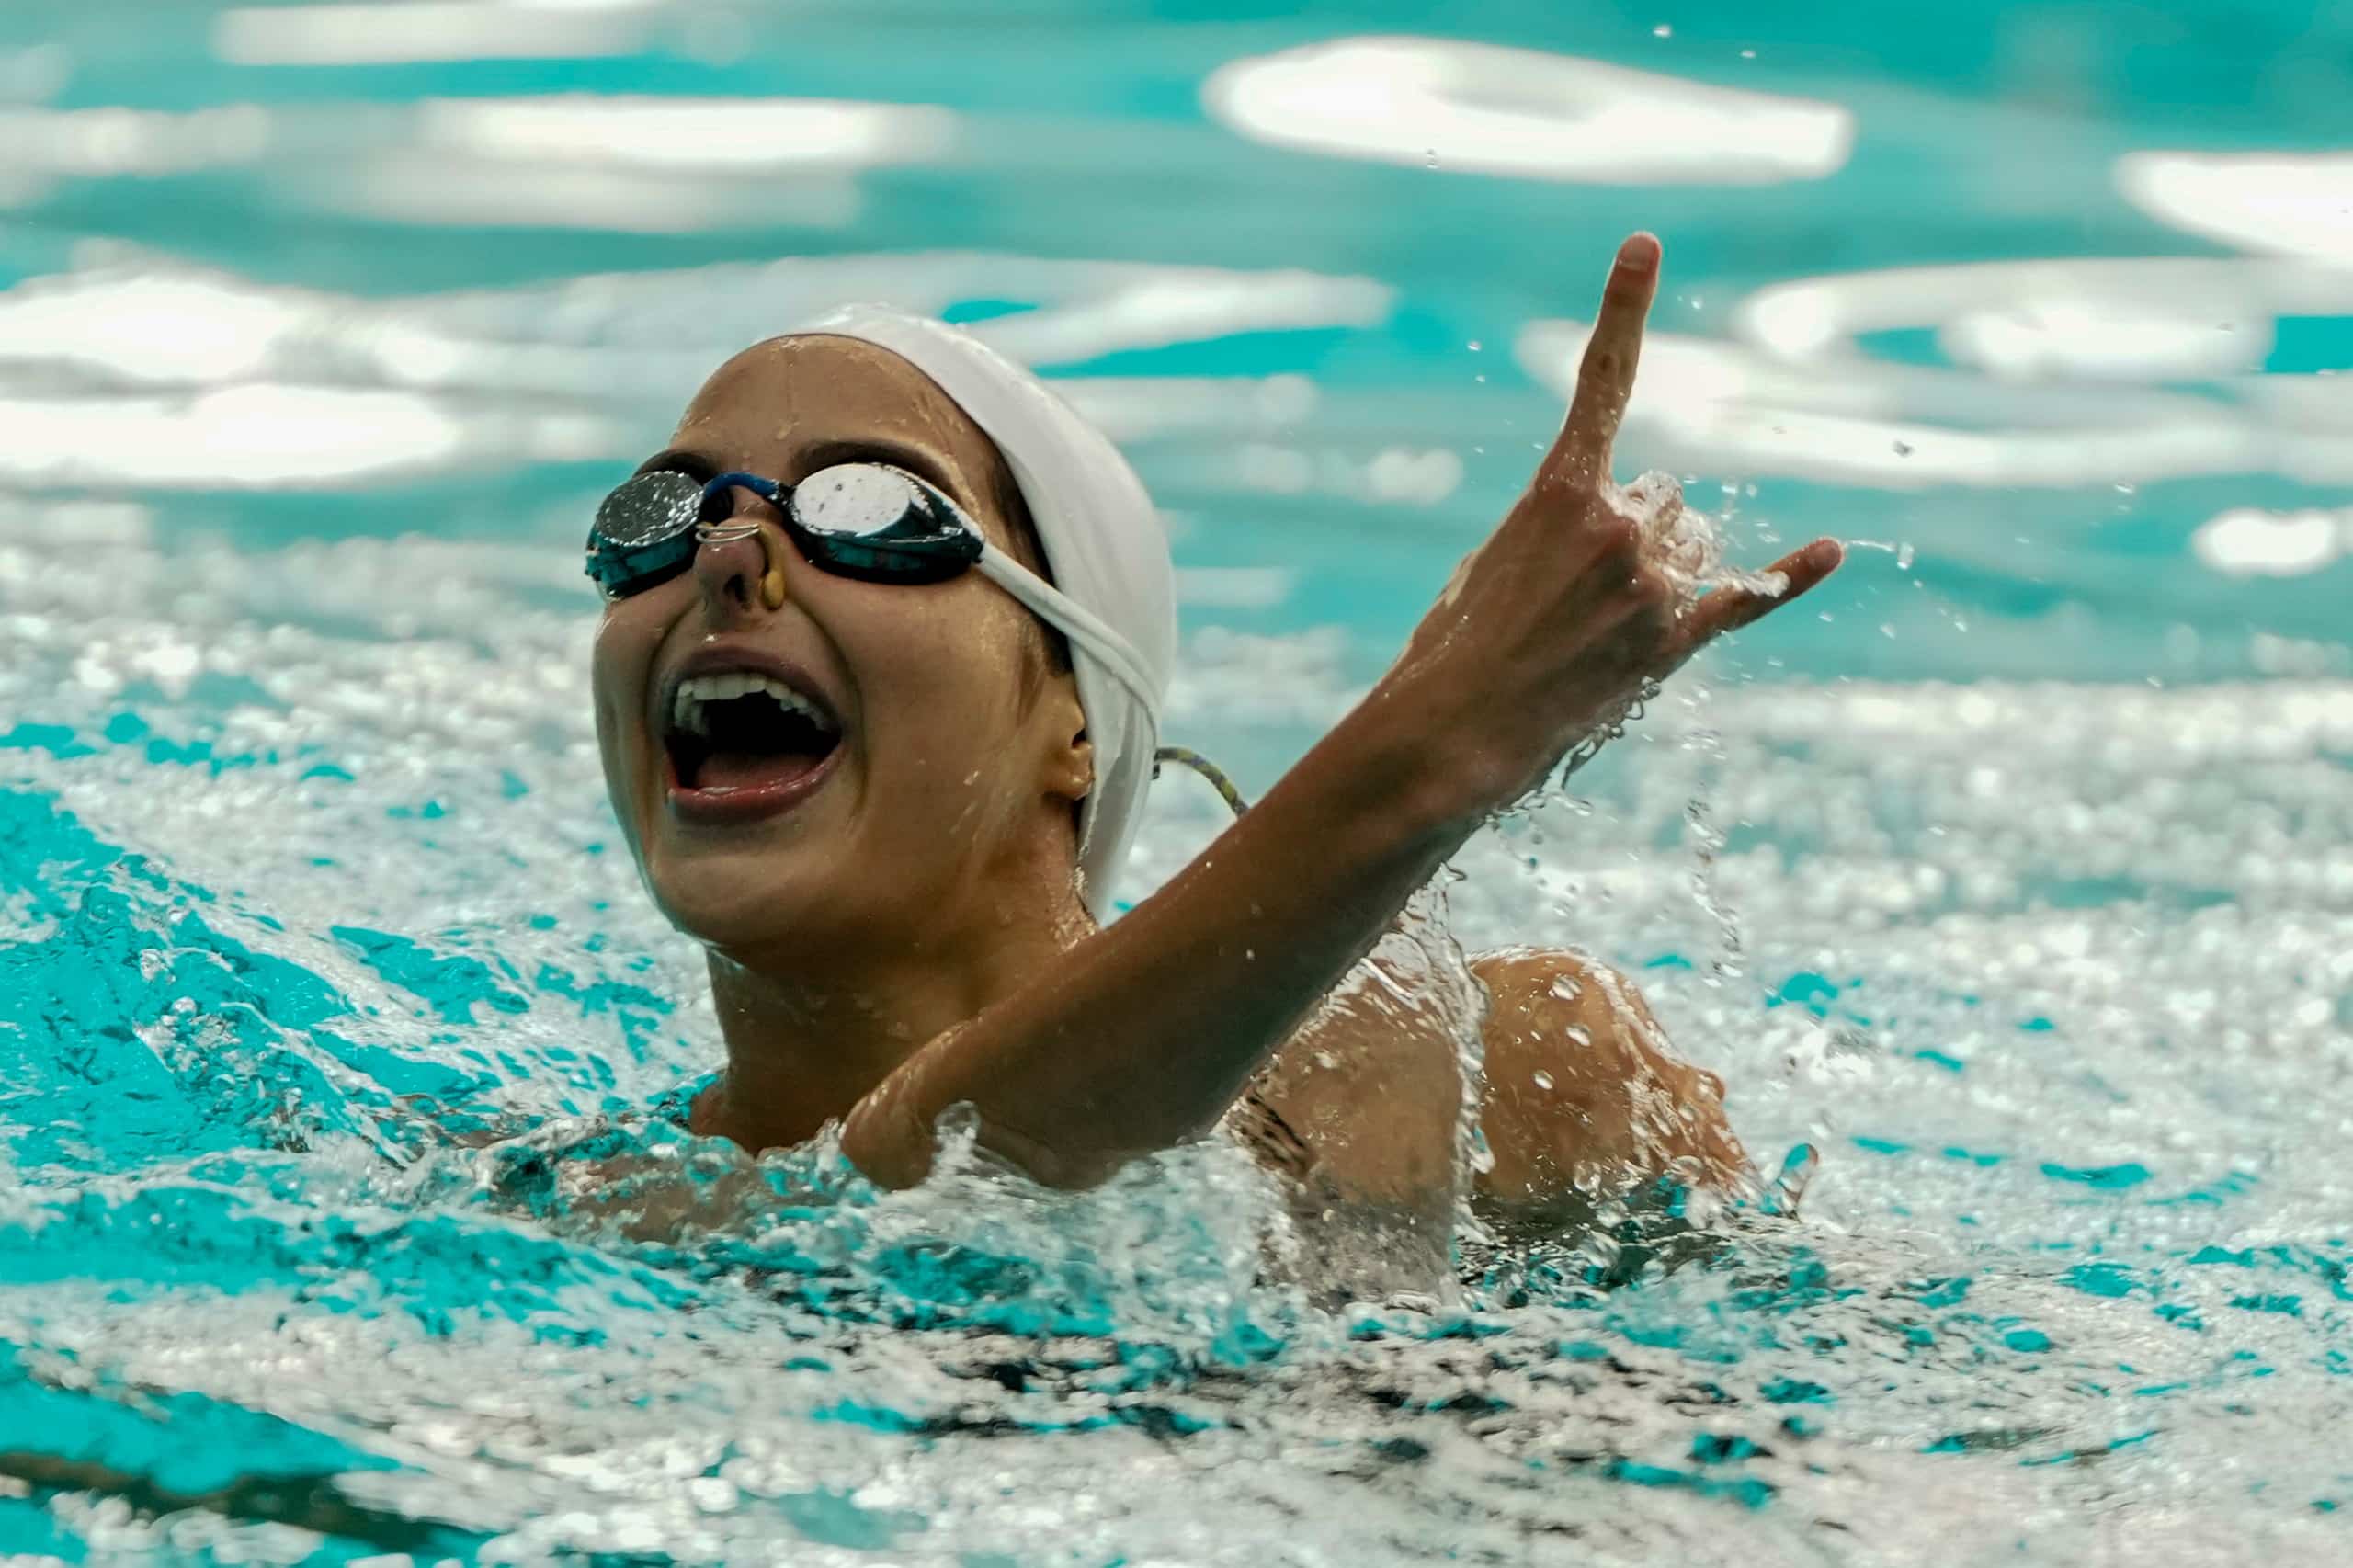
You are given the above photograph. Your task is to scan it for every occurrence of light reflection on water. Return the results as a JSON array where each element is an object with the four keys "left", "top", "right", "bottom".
[{"left": 1, "top": 2, "right": 2349, "bottom": 1562}]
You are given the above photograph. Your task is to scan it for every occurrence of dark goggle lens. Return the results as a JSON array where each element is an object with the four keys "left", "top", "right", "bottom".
[
  {"left": 585, "top": 470, "right": 710, "bottom": 597},
  {"left": 595, "top": 470, "right": 707, "bottom": 548},
  {"left": 790, "top": 463, "right": 983, "bottom": 583}
]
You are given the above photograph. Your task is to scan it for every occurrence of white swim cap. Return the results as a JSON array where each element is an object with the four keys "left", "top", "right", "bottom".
[{"left": 789, "top": 305, "right": 1176, "bottom": 920}]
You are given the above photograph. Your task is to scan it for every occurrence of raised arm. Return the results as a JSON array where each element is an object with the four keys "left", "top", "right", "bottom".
[{"left": 841, "top": 233, "right": 1843, "bottom": 1190}]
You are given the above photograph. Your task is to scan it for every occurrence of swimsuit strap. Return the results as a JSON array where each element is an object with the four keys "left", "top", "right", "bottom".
[{"left": 1153, "top": 745, "right": 1249, "bottom": 817}]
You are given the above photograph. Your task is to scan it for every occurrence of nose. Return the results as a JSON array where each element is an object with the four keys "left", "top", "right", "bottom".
[{"left": 691, "top": 485, "right": 784, "bottom": 620}]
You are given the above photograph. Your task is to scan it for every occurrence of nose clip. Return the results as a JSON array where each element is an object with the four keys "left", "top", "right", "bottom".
[{"left": 694, "top": 506, "right": 788, "bottom": 610}]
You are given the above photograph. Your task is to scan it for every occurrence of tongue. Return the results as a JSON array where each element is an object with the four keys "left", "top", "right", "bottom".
[{"left": 694, "top": 749, "right": 824, "bottom": 792}]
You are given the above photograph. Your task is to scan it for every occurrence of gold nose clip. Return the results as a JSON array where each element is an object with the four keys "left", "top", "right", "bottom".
[{"left": 758, "top": 523, "right": 787, "bottom": 609}]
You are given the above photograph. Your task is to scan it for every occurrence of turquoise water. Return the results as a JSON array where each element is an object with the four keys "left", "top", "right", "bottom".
[{"left": 3, "top": 3, "right": 2350, "bottom": 1562}]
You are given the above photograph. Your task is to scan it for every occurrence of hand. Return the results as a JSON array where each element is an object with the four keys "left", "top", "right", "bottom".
[{"left": 1381, "top": 232, "right": 1842, "bottom": 811}]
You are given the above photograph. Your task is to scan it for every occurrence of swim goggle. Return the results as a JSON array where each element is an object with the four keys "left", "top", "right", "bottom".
[{"left": 586, "top": 460, "right": 1161, "bottom": 720}]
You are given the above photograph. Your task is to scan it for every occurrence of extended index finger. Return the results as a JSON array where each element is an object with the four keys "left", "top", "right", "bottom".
[{"left": 1544, "top": 233, "right": 1663, "bottom": 487}]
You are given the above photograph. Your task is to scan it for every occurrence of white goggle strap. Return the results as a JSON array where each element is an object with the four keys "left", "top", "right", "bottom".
[{"left": 972, "top": 542, "right": 1163, "bottom": 729}]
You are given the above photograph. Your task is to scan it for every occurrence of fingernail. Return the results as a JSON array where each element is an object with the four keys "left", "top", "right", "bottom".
[{"left": 1617, "top": 233, "right": 1661, "bottom": 273}]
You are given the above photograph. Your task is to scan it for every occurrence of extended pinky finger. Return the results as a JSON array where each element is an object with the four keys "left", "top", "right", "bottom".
[{"left": 1677, "top": 538, "right": 1845, "bottom": 652}]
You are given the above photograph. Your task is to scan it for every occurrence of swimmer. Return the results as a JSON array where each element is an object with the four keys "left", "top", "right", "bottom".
[{"left": 584, "top": 233, "right": 1842, "bottom": 1270}]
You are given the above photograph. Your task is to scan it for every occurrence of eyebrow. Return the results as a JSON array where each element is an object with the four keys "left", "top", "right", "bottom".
[
  {"left": 630, "top": 439, "right": 972, "bottom": 512},
  {"left": 633, "top": 448, "right": 717, "bottom": 482}
]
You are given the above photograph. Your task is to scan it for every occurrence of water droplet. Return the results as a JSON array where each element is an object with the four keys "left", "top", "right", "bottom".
[
  {"left": 1466, "top": 339, "right": 1483, "bottom": 352},
  {"left": 1740, "top": 47, "right": 1756, "bottom": 59},
  {"left": 1896, "top": 542, "right": 1915, "bottom": 570},
  {"left": 1653, "top": 22, "right": 1673, "bottom": 37},
  {"left": 1892, "top": 439, "right": 1915, "bottom": 456},
  {"left": 1531, "top": 1070, "right": 1555, "bottom": 1091}
]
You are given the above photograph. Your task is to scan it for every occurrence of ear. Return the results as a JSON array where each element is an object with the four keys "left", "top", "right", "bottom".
[{"left": 1037, "top": 683, "right": 1094, "bottom": 806}]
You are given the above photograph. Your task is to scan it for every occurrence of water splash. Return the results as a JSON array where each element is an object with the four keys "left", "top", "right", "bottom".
[{"left": 1608, "top": 469, "right": 1791, "bottom": 602}]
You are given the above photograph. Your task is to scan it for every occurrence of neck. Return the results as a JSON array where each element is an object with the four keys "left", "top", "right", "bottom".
[{"left": 693, "top": 869, "right": 1096, "bottom": 1153}]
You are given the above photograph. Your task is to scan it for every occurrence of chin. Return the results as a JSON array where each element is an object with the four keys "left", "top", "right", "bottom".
[
  {"left": 643, "top": 842, "right": 925, "bottom": 968},
  {"left": 641, "top": 856, "right": 796, "bottom": 948}
]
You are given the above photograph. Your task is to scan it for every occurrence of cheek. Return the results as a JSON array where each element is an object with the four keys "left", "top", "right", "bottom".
[
  {"left": 840, "top": 585, "right": 1032, "bottom": 786},
  {"left": 590, "top": 605, "right": 664, "bottom": 801}
]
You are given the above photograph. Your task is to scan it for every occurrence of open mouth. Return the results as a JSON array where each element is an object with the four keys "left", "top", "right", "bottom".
[{"left": 663, "top": 669, "right": 842, "bottom": 821}]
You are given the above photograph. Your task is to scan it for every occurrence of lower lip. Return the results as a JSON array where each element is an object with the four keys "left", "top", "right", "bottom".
[{"left": 664, "top": 744, "right": 842, "bottom": 827}]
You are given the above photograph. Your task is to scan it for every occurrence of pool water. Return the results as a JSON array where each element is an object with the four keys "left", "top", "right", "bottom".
[{"left": 3, "top": 2, "right": 2350, "bottom": 1562}]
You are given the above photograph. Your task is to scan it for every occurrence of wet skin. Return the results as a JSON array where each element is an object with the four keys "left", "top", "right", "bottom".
[
  {"left": 587, "top": 236, "right": 1841, "bottom": 1261},
  {"left": 593, "top": 335, "right": 1099, "bottom": 1136}
]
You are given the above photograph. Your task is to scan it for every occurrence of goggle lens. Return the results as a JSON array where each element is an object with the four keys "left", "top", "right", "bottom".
[
  {"left": 793, "top": 463, "right": 923, "bottom": 540},
  {"left": 585, "top": 462, "right": 983, "bottom": 599}
]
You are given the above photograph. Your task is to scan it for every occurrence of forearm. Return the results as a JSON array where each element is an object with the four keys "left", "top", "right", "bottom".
[{"left": 842, "top": 684, "right": 1486, "bottom": 1188}]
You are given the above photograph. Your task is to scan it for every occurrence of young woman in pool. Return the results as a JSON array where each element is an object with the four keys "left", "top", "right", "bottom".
[{"left": 585, "top": 233, "right": 1842, "bottom": 1265}]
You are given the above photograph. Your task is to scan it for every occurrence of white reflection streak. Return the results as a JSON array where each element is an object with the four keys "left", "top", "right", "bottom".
[
  {"left": 331, "top": 95, "right": 957, "bottom": 232},
  {"left": 1516, "top": 321, "right": 2284, "bottom": 487},
  {"left": 1173, "top": 568, "right": 1293, "bottom": 609},
  {"left": 1203, "top": 35, "right": 1852, "bottom": 184},
  {"left": 2192, "top": 507, "right": 2352, "bottom": 578},
  {"left": 1563, "top": 253, "right": 2353, "bottom": 486},
  {"left": 0, "top": 254, "right": 1379, "bottom": 485},
  {"left": 1219, "top": 441, "right": 1461, "bottom": 506},
  {"left": 2118, "top": 152, "right": 2353, "bottom": 265},
  {"left": 213, "top": 2, "right": 652, "bottom": 66},
  {"left": 415, "top": 96, "right": 959, "bottom": 171},
  {"left": 0, "top": 263, "right": 1376, "bottom": 400},
  {"left": 0, "top": 106, "right": 270, "bottom": 178},
  {"left": 0, "top": 388, "right": 465, "bottom": 487},
  {"left": 973, "top": 271, "right": 1391, "bottom": 367},
  {"left": 0, "top": 273, "right": 300, "bottom": 383},
  {"left": 1736, "top": 257, "right": 2353, "bottom": 376},
  {"left": 0, "top": 385, "right": 616, "bottom": 488},
  {"left": 340, "top": 158, "right": 861, "bottom": 233}
]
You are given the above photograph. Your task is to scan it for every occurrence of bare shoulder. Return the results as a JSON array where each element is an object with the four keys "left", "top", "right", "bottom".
[
  {"left": 1232, "top": 945, "right": 1745, "bottom": 1227},
  {"left": 1469, "top": 946, "right": 1745, "bottom": 1220}
]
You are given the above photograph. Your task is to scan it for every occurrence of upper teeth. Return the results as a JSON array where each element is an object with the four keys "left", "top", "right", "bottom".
[{"left": 671, "top": 672, "right": 837, "bottom": 737}]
